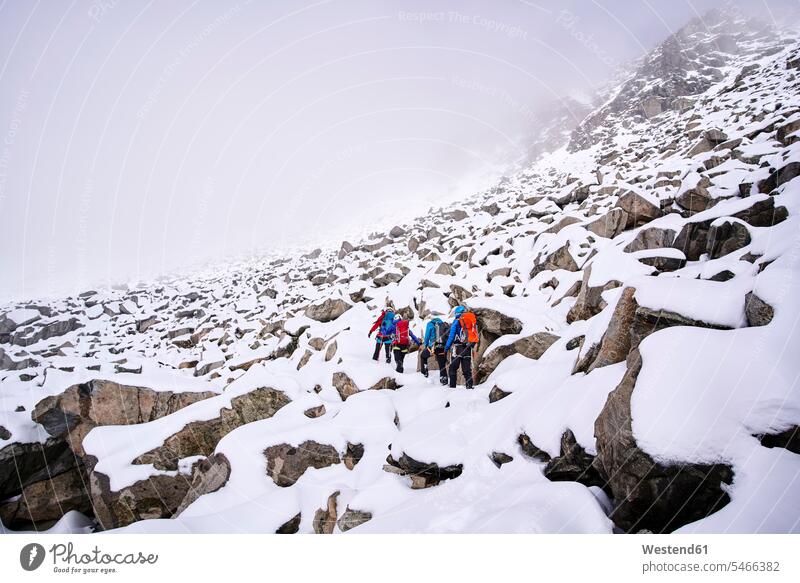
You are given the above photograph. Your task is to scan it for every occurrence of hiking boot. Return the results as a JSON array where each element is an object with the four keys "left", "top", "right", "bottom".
[{"left": 439, "top": 377, "right": 448, "bottom": 386}]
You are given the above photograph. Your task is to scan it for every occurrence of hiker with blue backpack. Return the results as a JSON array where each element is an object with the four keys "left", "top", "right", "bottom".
[
  {"left": 368, "top": 308, "right": 396, "bottom": 363},
  {"left": 444, "top": 306, "right": 480, "bottom": 389},
  {"left": 420, "top": 316, "right": 450, "bottom": 385},
  {"left": 391, "top": 314, "right": 421, "bottom": 373}
]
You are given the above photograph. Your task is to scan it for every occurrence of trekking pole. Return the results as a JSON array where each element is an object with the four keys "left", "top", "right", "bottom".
[
  {"left": 472, "top": 343, "right": 478, "bottom": 386},
  {"left": 471, "top": 324, "right": 480, "bottom": 386}
]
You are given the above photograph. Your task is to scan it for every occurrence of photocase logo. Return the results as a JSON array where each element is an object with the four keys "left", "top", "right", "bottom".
[{"left": 19, "top": 543, "right": 46, "bottom": 571}]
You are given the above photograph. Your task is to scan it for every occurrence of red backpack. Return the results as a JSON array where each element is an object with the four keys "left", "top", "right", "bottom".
[
  {"left": 394, "top": 319, "right": 409, "bottom": 345},
  {"left": 458, "top": 312, "right": 479, "bottom": 343}
]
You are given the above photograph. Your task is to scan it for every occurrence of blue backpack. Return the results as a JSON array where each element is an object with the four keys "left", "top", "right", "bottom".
[{"left": 379, "top": 311, "right": 395, "bottom": 336}]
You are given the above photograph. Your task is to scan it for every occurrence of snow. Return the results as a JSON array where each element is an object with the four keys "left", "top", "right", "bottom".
[
  {"left": 2, "top": 20, "right": 800, "bottom": 536},
  {"left": 5, "top": 308, "right": 40, "bottom": 326},
  {"left": 631, "top": 275, "right": 750, "bottom": 328}
]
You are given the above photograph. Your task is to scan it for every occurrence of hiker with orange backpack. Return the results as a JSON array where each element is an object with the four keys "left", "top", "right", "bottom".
[
  {"left": 368, "top": 309, "right": 396, "bottom": 363},
  {"left": 391, "top": 314, "right": 421, "bottom": 373},
  {"left": 444, "top": 306, "right": 479, "bottom": 389}
]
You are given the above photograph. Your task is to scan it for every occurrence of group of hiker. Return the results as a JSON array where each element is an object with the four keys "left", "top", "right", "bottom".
[{"left": 367, "top": 306, "right": 480, "bottom": 389}]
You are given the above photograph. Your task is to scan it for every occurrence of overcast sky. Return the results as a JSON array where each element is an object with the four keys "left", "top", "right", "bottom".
[{"left": 0, "top": 0, "right": 797, "bottom": 300}]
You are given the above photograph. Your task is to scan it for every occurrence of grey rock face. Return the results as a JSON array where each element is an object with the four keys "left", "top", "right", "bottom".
[
  {"left": 0, "top": 437, "right": 76, "bottom": 500},
  {"left": 586, "top": 208, "right": 628, "bottom": 239},
  {"left": 706, "top": 220, "right": 751, "bottom": 259},
  {"left": 174, "top": 453, "right": 232, "bottom": 516},
  {"left": 744, "top": 292, "right": 774, "bottom": 327},
  {"left": 33, "top": 380, "right": 216, "bottom": 456},
  {"left": 337, "top": 507, "right": 372, "bottom": 532},
  {"left": 594, "top": 350, "right": 733, "bottom": 533},
  {"left": 304, "top": 298, "right": 352, "bottom": 322},
  {"left": 132, "top": 387, "right": 290, "bottom": 470},
  {"left": 385, "top": 453, "right": 463, "bottom": 489},
  {"left": 614, "top": 192, "right": 661, "bottom": 229},
  {"left": 624, "top": 227, "right": 677, "bottom": 253},
  {"left": 264, "top": 441, "right": 341, "bottom": 487}
]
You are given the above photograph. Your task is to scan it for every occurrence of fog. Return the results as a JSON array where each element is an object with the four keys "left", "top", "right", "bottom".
[{"left": 0, "top": 0, "right": 796, "bottom": 300}]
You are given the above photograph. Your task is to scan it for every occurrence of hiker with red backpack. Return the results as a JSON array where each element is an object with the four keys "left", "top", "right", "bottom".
[
  {"left": 391, "top": 314, "right": 421, "bottom": 373},
  {"left": 420, "top": 316, "right": 450, "bottom": 385},
  {"left": 368, "top": 309, "right": 396, "bottom": 363},
  {"left": 444, "top": 306, "right": 479, "bottom": 389}
]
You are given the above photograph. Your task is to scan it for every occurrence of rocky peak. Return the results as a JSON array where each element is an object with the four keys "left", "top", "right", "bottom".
[{"left": 569, "top": 10, "right": 788, "bottom": 151}]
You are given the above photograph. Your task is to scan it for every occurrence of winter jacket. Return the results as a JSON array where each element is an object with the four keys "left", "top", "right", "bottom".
[
  {"left": 423, "top": 318, "right": 444, "bottom": 348},
  {"left": 369, "top": 311, "right": 396, "bottom": 343},
  {"left": 444, "top": 318, "right": 463, "bottom": 351}
]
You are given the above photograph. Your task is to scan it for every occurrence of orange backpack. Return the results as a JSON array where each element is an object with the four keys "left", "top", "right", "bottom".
[{"left": 458, "top": 312, "right": 479, "bottom": 343}]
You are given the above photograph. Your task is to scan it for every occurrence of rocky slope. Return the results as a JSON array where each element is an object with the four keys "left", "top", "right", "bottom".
[{"left": 1, "top": 14, "right": 800, "bottom": 534}]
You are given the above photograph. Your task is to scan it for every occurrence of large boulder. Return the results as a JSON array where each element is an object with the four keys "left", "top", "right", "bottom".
[
  {"left": 86, "top": 456, "right": 192, "bottom": 530},
  {"left": 543, "top": 429, "right": 605, "bottom": 489},
  {"left": 264, "top": 441, "right": 341, "bottom": 487},
  {"left": 338, "top": 241, "right": 354, "bottom": 259},
  {"left": 361, "top": 237, "right": 393, "bottom": 253},
  {"left": 0, "top": 438, "right": 76, "bottom": 501},
  {"left": 744, "top": 292, "right": 774, "bottom": 327},
  {"left": 11, "top": 317, "right": 83, "bottom": 346},
  {"left": 385, "top": 453, "right": 463, "bottom": 489},
  {"left": 133, "top": 387, "right": 290, "bottom": 470},
  {"left": 304, "top": 298, "right": 352, "bottom": 323},
  {"left": 136, "top": 316, "right": 158, "bottom": 333},
  {"left": 332, "top": 371, "right": 400, "bottom": 401},
  {"left": 731, "top": 197, "right": 787, "bottom": 227},
  {"left": 373, "top": 272, "right": 404, "bottom": 287},
  {"left": 566, "top": 265, "right": 620, "bottom": 323},
  {"left": 332, "top": 372, "right": 359, "bottom": 401},
  {"left": 33, "top": 380, "right": 216, "bottom": 456},
  {"left": 476, "top": 332, "right": 559, "bottom": 383},
  {"left": 586, "top": 208, "right": 628, "bottom": 239},
  {"left": 706, "top": 220, "right": 751, "bottom": 259},
  {"left": 574, "top": 287, "right": 638, "bottom": 374},
  {"left": 0, "top": 465, "right": 91, "bottom": 530},
  {"left": 673, "top": 220, "right": 710, "bottom": 261},
  {"left": 313, "top": 491, "right": 340, "bottom": 534},
  {"left": 624, "top": 227, "right": 676, "bottom": 253},
  {"left": 0, "top": 346, "right": 39, "bottom": 371},
  {"left": 337, "top": 508, "right": 372, "bottom": 532},
  {"left": 435, "top": 262, "right": 456, "bottom": 276},
  {"left": 676, "top": 186, "right": 713, "bottom": 213},
  {"left": 615, "top": 191, "right": 661, "bottom": 229},
  {"left": 593, "top": 350, "right": 733, "bottom": 533},
  {"left": 469, "top": 308, "right": 523, "bottom": 337},
  {"left": 575, "top": 287, "right": 731, "bottom": 375},
  {"left": 530, "top": 244, "right": 579, "bottom": 278},
  {"left": 757, "top": 161, "right": 800, "bottom": 194},
  {"left": 0, "top": 310, "right": 40, "bottom": 340},
  {"left": 174, "top": 453, "right": 231, "bottom": 516}
]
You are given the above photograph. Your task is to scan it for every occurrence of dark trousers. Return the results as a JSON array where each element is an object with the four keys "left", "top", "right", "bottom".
[
  {"left": 393, "top": 344, "right": 409, "bottom": 373},
  {"left": 420, "top": 346, "right": 448, "bottom": 383},
  {"left": 448, "top": 343, "right": 474, "bottom": 389},
  {"left": 372, "top": 340, "right": 391, "bottom": 362}
]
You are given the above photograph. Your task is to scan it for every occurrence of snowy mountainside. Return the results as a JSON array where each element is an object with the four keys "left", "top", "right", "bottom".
[
  {"left": 2, "top": 15, "right": 800, "bottom": 534},
  {"left": 570, "top": 9, "right": 785, "bottom": 151}
]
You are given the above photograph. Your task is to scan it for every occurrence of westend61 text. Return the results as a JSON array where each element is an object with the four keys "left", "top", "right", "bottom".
[
  {"left": 49, "top": 543, "right": 159, "bottom": 566},
  {"left": 642, "top": 544, "right": 708, "bottom": 555}
]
